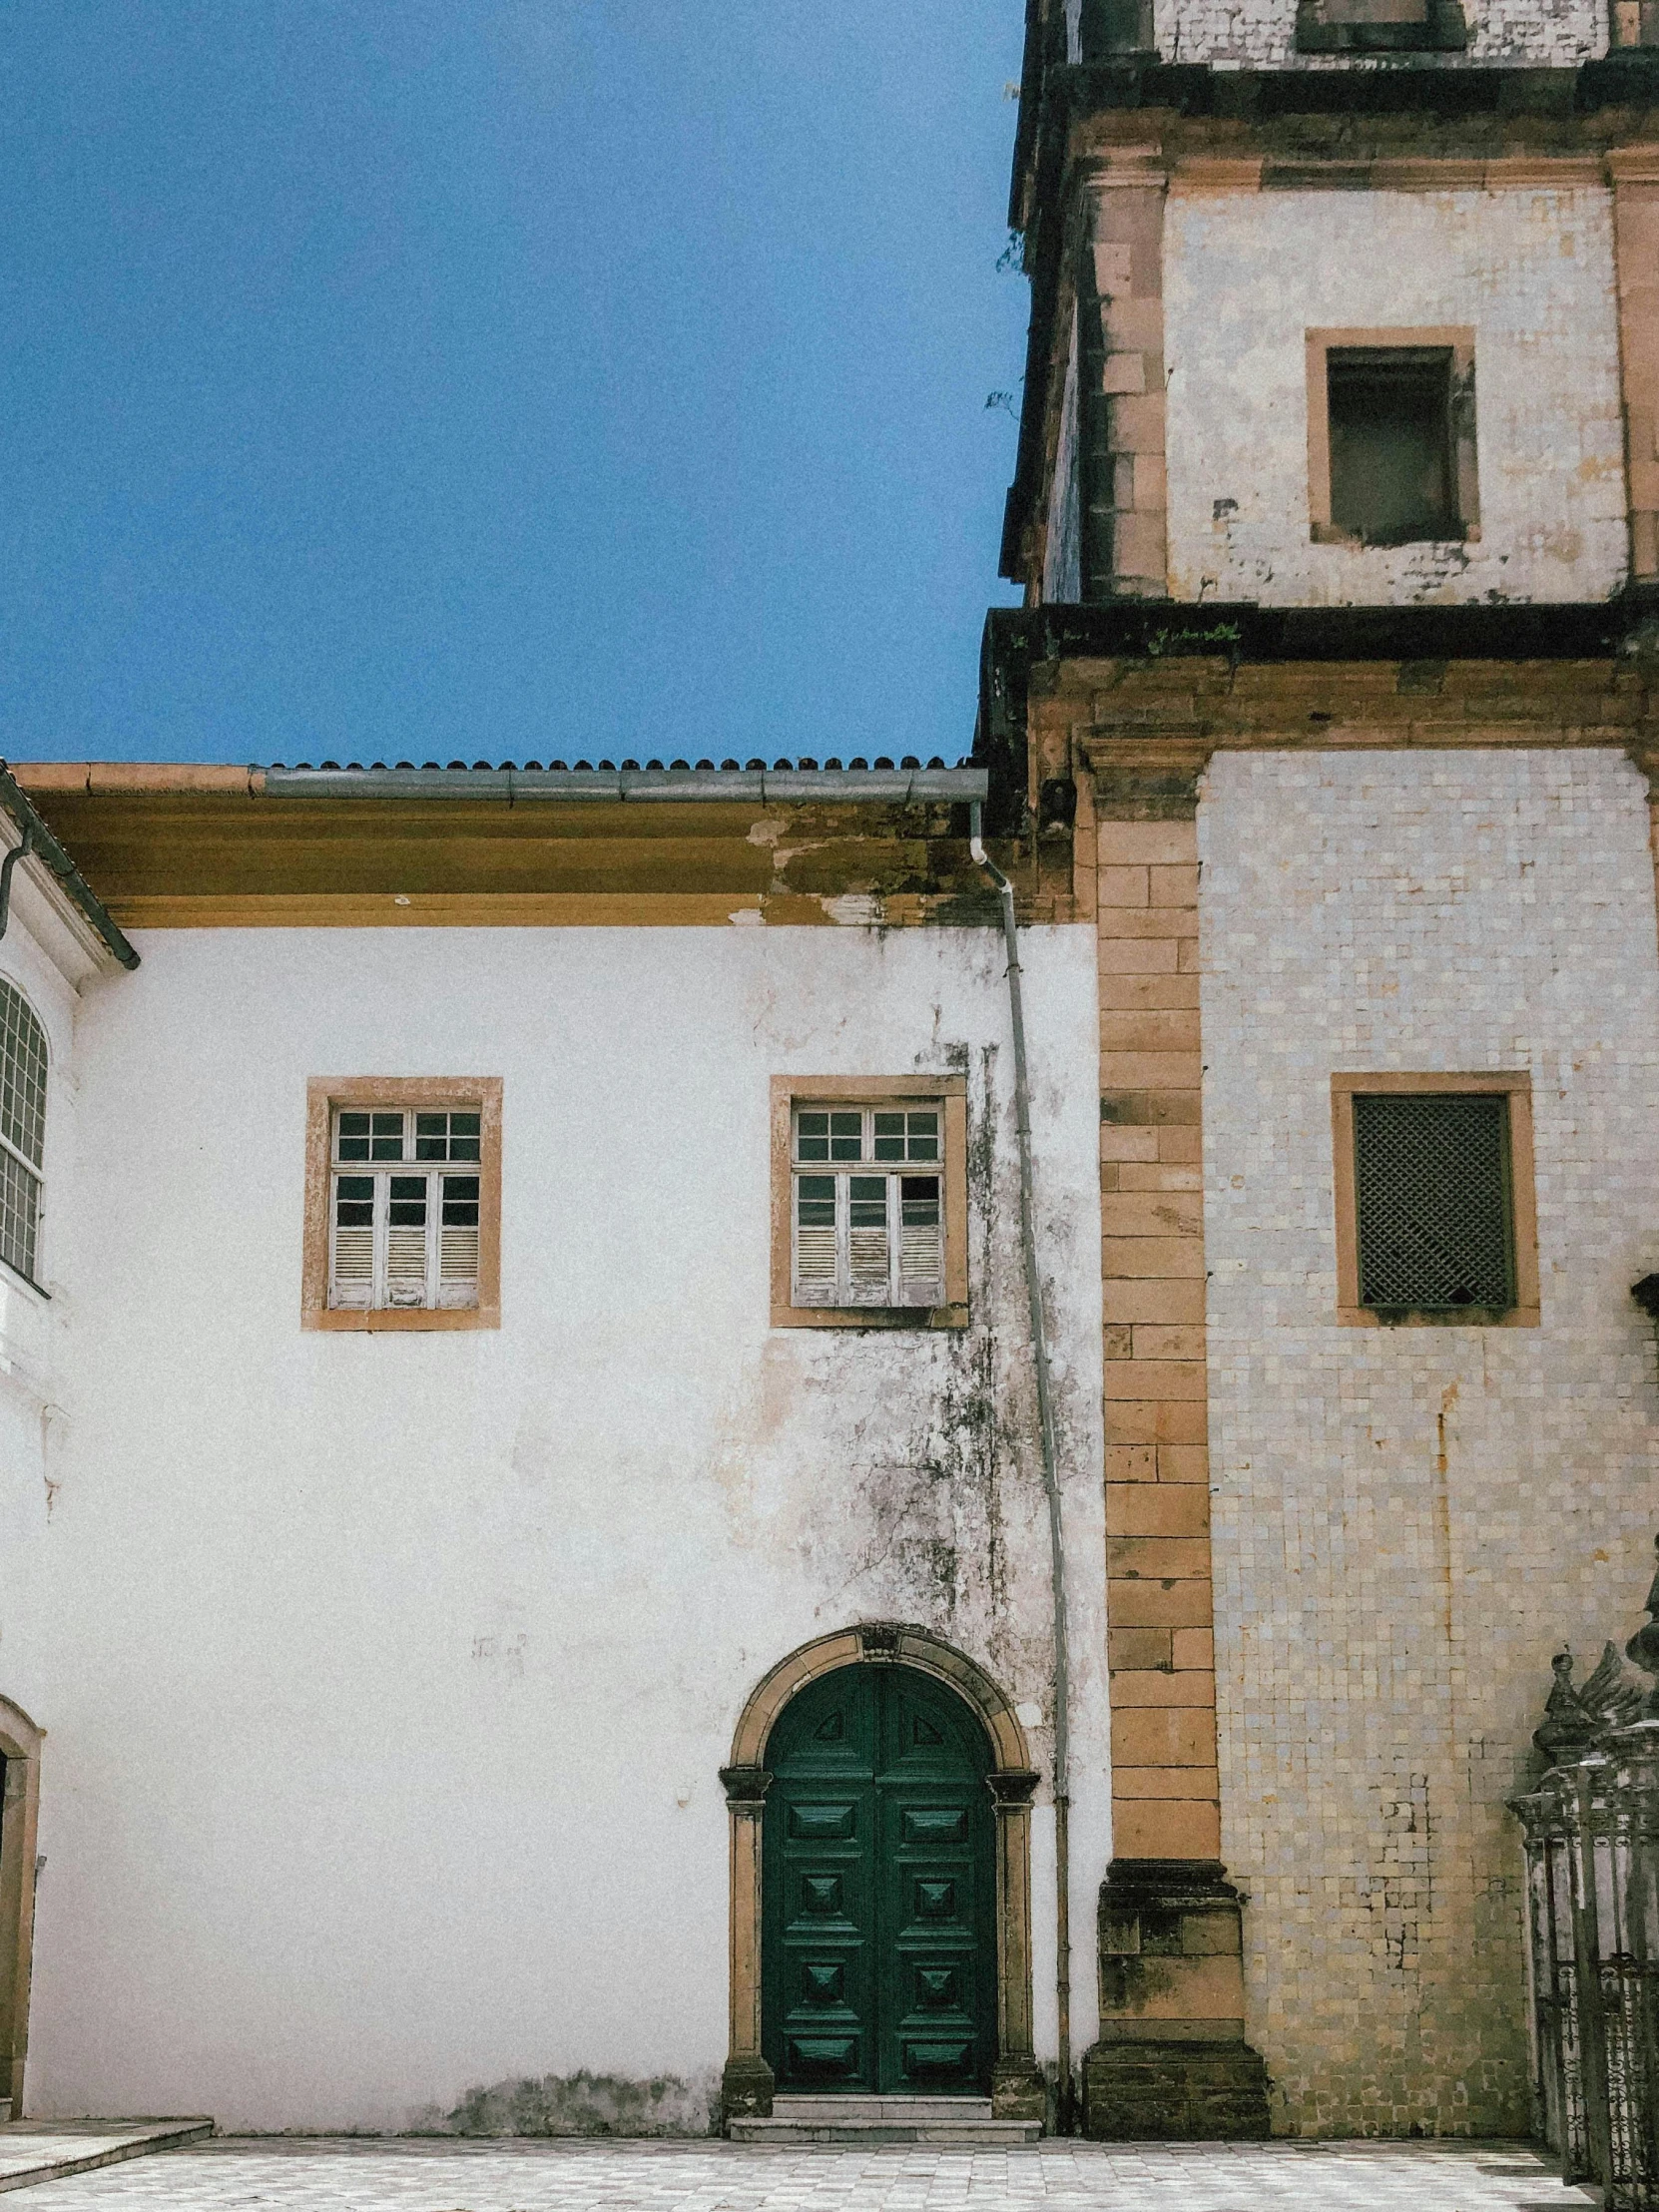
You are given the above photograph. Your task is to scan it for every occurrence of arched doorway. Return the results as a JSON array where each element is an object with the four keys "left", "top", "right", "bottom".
[
  {"left": 0, "top": 1697, "right": 43, "bottom": 2122},
  {"left": 763, "top": 1662, "right": 995, "bottom": 2095},
  {"left": 721, "top": 1623, "right": 1043, "bottom": 2126}
]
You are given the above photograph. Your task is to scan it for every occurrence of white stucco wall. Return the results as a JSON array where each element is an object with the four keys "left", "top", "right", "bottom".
[
  {"left": 9, "top": 921, "right": 1105, "bottom": 2133},
  {"left": 1198, "top": 748, "right": 1659, "bottom": 2134},
  {"left": 1164, "top": 189, "right": 1628, "bottom": 607}
]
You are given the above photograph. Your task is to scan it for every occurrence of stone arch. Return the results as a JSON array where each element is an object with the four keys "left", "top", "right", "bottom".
[
  {"left": 0, "top": 1696, "right": 43, "bottom": 2121},
  {"left": 720, "top": 1623, "right": 1043, "bottom": 2128}
]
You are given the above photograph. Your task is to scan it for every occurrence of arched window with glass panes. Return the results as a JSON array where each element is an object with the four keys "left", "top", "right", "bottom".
[{"left": 0, "top": 981, "right": 47, "bottom": 1289}]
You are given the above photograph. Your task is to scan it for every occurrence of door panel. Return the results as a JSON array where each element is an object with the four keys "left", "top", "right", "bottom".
[{"left": 763, "top": 1664, "right": 995, "bottom": 2095}]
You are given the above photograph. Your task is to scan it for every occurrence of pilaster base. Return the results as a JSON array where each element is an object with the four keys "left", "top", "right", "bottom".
[
  {"left": 990, "top": 2059, "right": 1048, "bottom": 2125},
  {"left": 1082, "top": 2037, "right": 1270, "bottom": 2140},
  {"left": 1086, "top": 1858, "right": 1270, "bottom": 2140},
  {"left": 720, "top": 2055, "right": 776, "bottom": 2128}
]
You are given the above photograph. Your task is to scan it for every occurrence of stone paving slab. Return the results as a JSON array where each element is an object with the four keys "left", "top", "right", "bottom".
[{"left": 10, "top": 2135, "right": 1600, "bottom": 2210}]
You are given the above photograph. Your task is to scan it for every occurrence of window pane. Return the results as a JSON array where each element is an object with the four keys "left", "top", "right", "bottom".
[
  {"left": 796, "top": 1110, "right": 830, "bottom": 1163},
  {"left": 905, "top": 1111, "right": 938, "bottom": 1161},
  {"left": 333, "top": 1175, "right": 374, "bottom": 1227},
  {"left": 830, "top": 1110, "right": 862, "bottom": 1162},
  {"left": 387, "top": 1174, "right": 427, "bottom": 1227},
  {"left": 872, "top": 1111, "right": 905, "bottom": 1161},
  {"left": 0, "top": 1148, "right": 40, "bottom": 1282},
  {"left": 0, "top": 980, "right": 48, "bottom": 1172},
  {"left": 450, "top": 1113, "right": 480, "bottom": 1137},
  {"left": 1354, "top": 1093, "right": 1511, "bottom": 1310},
  {"left": 369, "top": 1125, "right": 404, "bottom": 1161},
  {"left": 849, "top": 1175, "right": 886, "bottom": 1227},
  {"left": 441, "top": 1175, "right": 480, "bottom": 1225},
  {"left": 796, "top": 1174, "right": 835, "bottom": 1226},
  {"left": 901, "top": 1175, "right": 940, "bottom": 1224}
]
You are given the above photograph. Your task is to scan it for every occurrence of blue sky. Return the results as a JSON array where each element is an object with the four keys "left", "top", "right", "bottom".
[{"left": 0, "top": 3, "right": 1028, "bottom": 768}]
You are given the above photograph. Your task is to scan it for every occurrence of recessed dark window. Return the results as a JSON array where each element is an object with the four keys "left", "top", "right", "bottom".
[
  {"left": 1353, "top": 1092, "right": 1514, "bottom": 1313},
  {"left": 1328, "top": 348, "right": 1459, "bottom": 546}
]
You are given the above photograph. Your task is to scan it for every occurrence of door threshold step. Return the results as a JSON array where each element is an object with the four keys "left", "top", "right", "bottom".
[
  {"left": 774, "top": 2097, "right": 994, "bottom": 2120},
  {"left": 732, "top": 2098, "right": 1040, "bottom": 2145}
]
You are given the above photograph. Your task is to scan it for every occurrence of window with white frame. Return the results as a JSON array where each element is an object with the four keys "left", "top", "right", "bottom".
[
  {"left": 791, "top": 1100, "right": 944, "bottom": 1309},
  {"left": 328, "top": 1106, "right": 481, "bottom": 1311},
  {"left": 0, "top": 980, "right": 46, "bottom": 1289}
]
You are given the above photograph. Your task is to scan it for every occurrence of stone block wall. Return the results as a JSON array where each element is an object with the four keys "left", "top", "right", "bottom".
[
  {"left": 1149, "top": 0, "right": 1605, "bottom": 68},
  {"left": 1198, "top": 745, "right": 1659, "bottom": 2135}
]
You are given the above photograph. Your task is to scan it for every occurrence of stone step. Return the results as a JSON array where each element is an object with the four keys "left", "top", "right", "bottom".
[
  {"left": 773, "top": 2096, "right": 995, "bottom": 2120},
  {"left": 731, "top": 2095, "right": 1041, "bottom": 2146},
  {"left": 0, "top": 2120, "right": 214, "bottom": 2195}
]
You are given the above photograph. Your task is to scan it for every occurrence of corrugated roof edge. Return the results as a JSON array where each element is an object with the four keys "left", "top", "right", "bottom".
[
  {"left": 263, "top": 767, "right": 988, "bottom": 803},
  {"left": 0, "top": 765, "right": 140, "bottom": 969}
]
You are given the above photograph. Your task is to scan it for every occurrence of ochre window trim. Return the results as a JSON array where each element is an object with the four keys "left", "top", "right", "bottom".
[
  {"left": 302, "top": 1077, "right": 502, "bottom": 1333},
  {"left": 770, "top": 1074, "right": 968, "bottom": 1330},
  {"left": 1331, "top": 1071, "right": 1538, "bottom": 1329},
  {"left": 1306, "top": 328, "right": 1480, "bottom": 548}
]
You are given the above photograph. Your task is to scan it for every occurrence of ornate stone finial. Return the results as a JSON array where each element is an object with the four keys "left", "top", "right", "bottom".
[
  {"left": 1624, "top": 1533, "right": 1659, "bottom": 1714},
  {"left": 1534, "top": 1650, "right": 1596, "bottom": 1764},
  {"left": 1579, "top": 1641, "right": 1647, "bottom": 1733}
]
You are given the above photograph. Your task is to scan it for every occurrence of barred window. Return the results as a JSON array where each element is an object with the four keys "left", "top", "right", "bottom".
[
  {"left": 1352, "top": 1092, "right": 1513, "bottom": 1312},
  {"left": 328, "top": 1106, "right": 481, "bottom": 1313},
  {"left": 0, "top": 980, "right": 46, "bottom": 1288}
]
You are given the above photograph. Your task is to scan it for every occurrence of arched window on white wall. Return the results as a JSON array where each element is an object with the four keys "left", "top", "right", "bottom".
[{"left": 0, "top": 982, "right": 47, "bottom": 1289}]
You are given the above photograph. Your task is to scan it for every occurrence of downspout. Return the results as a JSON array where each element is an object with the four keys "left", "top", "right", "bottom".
[
  {"left": 0, "top": 821, "right": 35, "bottom": 945},
  {"left": 970, "top": 799, "right": 1073, "bottom": 2134}
]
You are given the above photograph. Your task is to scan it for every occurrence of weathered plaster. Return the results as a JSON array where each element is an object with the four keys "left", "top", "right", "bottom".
[
  {"left": 12, "top": 923, "right": 1106, "bottom": 2131},
  {"left": 1153, "top": 0, "right": 1605, "bottom": 69},
  {"left": 1164, "top": 189, "right": 1628, "bottom": 607}
]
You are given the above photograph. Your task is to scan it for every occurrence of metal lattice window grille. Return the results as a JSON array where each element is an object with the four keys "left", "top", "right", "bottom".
[
  {"left": 0, "top": 980, "right": 47, "bottom": 1289},
  {"left": 1353, "top": 1091, "right": 1514, "bottom": 1313},
  {"left": 792, "top": 1102, "right": 943, "bottom": 1309},
  {"left": 328, "top": 1107, "right": 481, "bottom": 1312}
]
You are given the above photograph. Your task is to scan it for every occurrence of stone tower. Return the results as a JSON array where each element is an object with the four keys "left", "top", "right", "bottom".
[{"left": 987, "top": 0, "right": 1659, "bottom": 2142}]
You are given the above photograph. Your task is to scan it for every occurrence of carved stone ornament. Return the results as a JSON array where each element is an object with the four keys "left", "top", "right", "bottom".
[
  {"left": 718, "top": 1765, "right": 773, "bottom": 1810},
  {"left": 1625, "top": 1532, "right": 1659, "bottom": 1713},
  {"left": 858, "top": 1621, "right": 903, "bottom": 1662},
  {"left": 986, "top": 1766, "right": 1041, "bottom": 1808}
]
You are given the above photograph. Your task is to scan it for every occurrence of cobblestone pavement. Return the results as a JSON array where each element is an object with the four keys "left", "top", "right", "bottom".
[{"left": 14, "top": 2137, "right": 1597, "bottom": 2210}]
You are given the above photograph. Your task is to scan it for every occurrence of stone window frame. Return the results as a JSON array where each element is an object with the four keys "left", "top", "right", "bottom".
[
  {"left": 0, "top": 1695, "right": 43, "bottom": 2122},
  {"left": 1306, "top": 328, "right": 1480, "bottom": 549},
  {"left": 1331, "top": 1071, "right": 1540, "bottom": 1329},
  {"left": 769, "top": 1074, "right": 968, "bottom": 1331},
  {"left": 301, "top": 1077, "right": 502, "bottom": 1333}
]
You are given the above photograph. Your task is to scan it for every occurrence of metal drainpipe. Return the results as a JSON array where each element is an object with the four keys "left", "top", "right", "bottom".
[
  {"left": 970, "top": 800, "right": 1074, "bottom": 2134},
  {"left": 0, "top": 821, "right": 35, "bottom": 944}
]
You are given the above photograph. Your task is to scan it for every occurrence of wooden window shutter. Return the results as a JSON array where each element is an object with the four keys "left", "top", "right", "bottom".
[
  {"left": 897, "top": 1175, "right": 943, "bottom": 1307},
  {"left": 437, "top": 1173, "right": 480, "bottom": 1309},
  {"left": 846, "top": 1176, "right": 892, "bottom": 1303}
]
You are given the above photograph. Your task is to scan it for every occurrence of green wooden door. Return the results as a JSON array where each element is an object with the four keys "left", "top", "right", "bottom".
[{"left": 762, "top": 1663, "right": 995, "bottom": 2094}]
